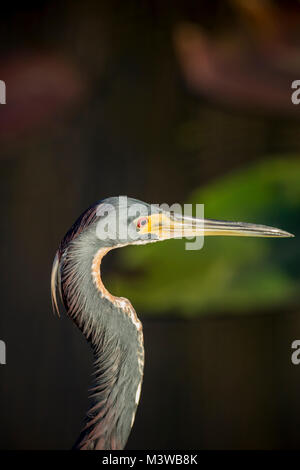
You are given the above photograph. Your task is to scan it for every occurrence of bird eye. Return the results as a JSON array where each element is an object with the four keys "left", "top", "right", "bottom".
[{"left": 137, "top": 217, "right": 148, "bottom": 229}]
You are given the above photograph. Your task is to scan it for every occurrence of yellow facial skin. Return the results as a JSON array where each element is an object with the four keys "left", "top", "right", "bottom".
[{"left": 137, "top": 214, "right": 177, "bottom": 239}]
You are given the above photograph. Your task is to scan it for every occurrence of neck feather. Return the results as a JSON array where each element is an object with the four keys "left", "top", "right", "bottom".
[{"left": 59, "top": 232, "right": 144, "bottom": 450}]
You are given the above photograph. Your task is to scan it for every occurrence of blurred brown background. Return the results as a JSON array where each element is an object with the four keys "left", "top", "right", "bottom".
[{"left": 0, "top": 0, "right": 300, "bottom": 449}]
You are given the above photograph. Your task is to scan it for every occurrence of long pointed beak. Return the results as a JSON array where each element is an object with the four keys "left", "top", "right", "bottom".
[
  {"left": 156, "top": 213, "right": 294, "bottom": 239},
  {"left": 201, "top": 218, "right": 294, "bottom": 238}
]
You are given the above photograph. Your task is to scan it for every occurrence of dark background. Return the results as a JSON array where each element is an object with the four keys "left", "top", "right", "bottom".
[{"left": 0, "top": 0, "right": 300, "bottom": 449}]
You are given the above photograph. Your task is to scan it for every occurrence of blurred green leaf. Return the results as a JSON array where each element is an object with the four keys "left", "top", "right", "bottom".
[{"left": 110, "top": 157, "right": 300, "bottom": 316}]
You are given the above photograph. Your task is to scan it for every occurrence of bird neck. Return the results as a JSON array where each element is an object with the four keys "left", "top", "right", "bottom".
[{"left": 60, "top": 233, "right": 144, "bottom": 450}]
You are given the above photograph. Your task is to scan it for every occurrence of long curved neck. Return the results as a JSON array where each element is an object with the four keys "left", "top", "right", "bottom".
[{"left": 59, "top": 232, "right": 144, "bottom": 450}]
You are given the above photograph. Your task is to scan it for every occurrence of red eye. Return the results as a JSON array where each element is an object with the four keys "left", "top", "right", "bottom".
[{"left": 137, "top": 217, "right": 148, "bottom": 228}]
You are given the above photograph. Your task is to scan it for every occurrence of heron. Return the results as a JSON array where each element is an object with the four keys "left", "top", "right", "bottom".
[{"left": 51, "top": 196, "right": 293, "bottom": 450}]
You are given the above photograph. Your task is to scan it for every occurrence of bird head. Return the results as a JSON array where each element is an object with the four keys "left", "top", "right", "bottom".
[{"left": 92, "top": 196, "right": 294, "bottom": 249}]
